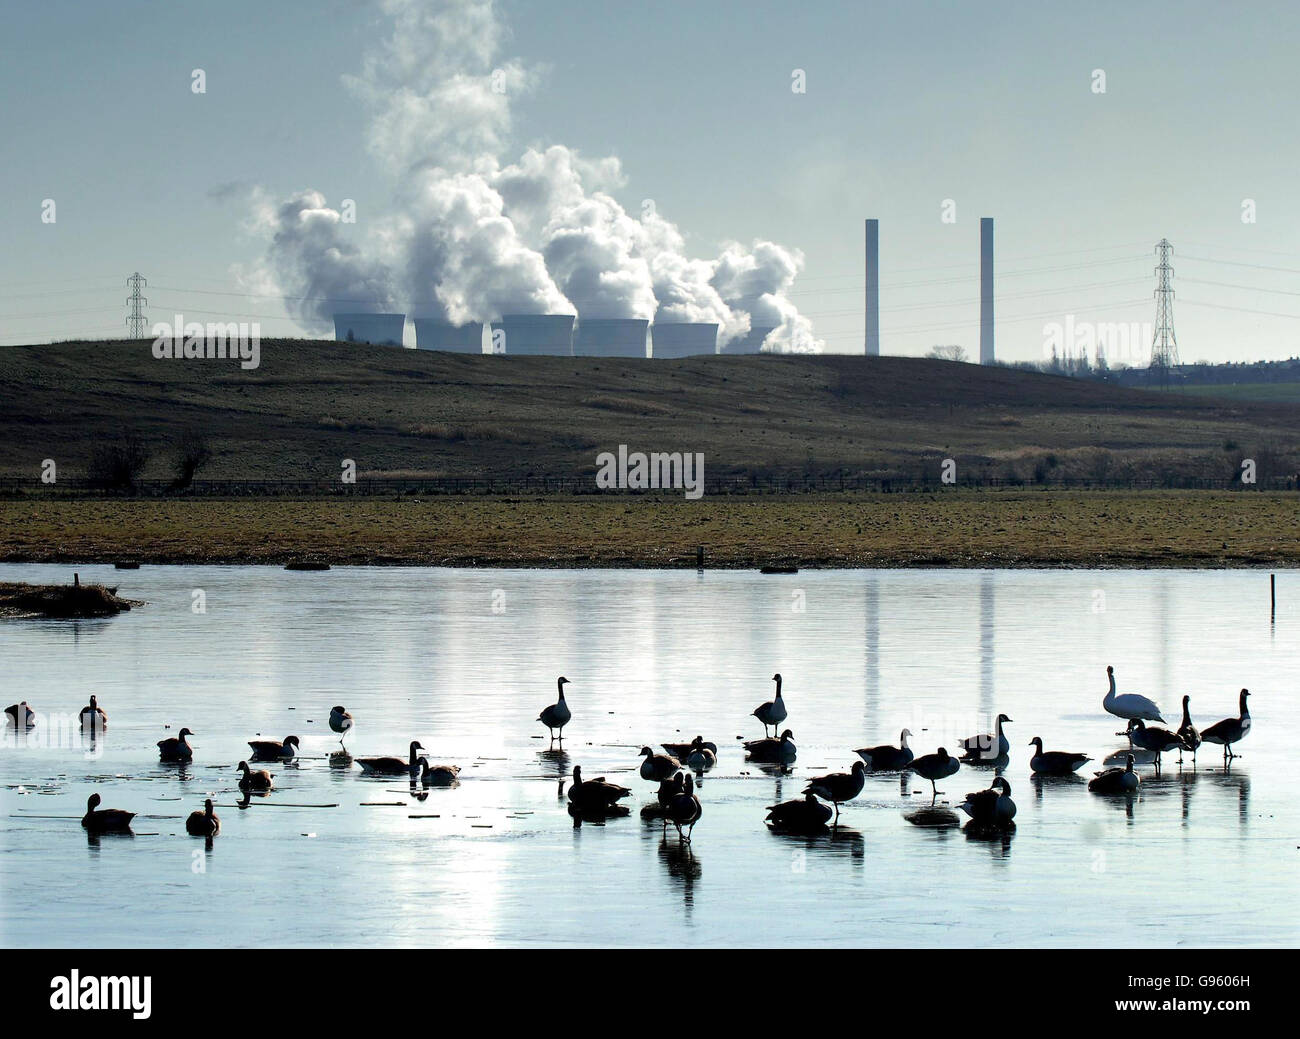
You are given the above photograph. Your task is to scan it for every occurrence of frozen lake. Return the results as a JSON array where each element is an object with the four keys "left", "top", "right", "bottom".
[{"left": 0, "top": 563, "right": 1295, "bottom": 947}]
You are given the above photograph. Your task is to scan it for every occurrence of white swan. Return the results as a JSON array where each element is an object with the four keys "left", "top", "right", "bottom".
[{"left": 1102, "top": 666, "right": 1164, "bottom": 723}]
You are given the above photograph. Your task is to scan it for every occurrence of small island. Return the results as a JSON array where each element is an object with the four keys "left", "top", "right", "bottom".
[{"left": 0, "top": 577, "right": 141, "bottom": 619}]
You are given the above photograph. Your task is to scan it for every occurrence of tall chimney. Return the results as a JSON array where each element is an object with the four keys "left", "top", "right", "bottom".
[
  {"left": 980, "top": 217, "right": 994, "bottom": 365},
  {"left": 864, "top": 219, "right": 879, "bottom": 356}
]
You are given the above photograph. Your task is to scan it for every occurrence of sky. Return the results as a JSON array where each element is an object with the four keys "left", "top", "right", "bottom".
[{"left": 2, "top": 0, "right": 1299, "bottom": 363}]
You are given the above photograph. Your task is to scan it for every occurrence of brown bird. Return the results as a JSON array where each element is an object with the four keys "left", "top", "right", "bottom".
[
  {"left": 237, "top": 760, "right": 274, "bottom": 791},
  {"left": 639, "top": 746, "right": 681, "bottom": 782},
  {"left": 185, "top": 798, "right": 220, "bottom": 837},
  {"left": 567, "top": 765, "right": 631, "bottom": 811},
  {"left": 79, "top": 696, "right": 108, "bottom": 730},
  {"left": 248, "top": 735, "right": 300, "bottom": 760},
  {"left": 5, "top": 701, "right": 36, "bottom": 728},
  {"left": 157, "top": 727, "right": 194, "bottom": 762},
  {"left": 81, "top": 793, "right": 134, "bottom": 833},
  {"left": 419, "top": 760, "right": 462, "bottom": 787},
  {"left": 355, "top": 740, "right": 425, "bottom": 776},
  {"left": 667, "top": 773, "right": 702, "bottom": 841}
]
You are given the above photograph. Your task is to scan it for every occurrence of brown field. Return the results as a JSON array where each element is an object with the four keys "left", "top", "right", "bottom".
[{"left": 2, "top": 492, "right": 1297, "bottom": 568}]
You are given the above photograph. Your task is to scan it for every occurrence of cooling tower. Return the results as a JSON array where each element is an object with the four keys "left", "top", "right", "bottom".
[
  {"left": 333, "top": 313, "right": 406, "bottom": 347},
  {"left": 413, "top": 319, "right": 484, "bottom": 353},
  {"left": 573, "top": 318, "right": 650, "bottom": 358},
  {"left": 980, "top": 217, "right": 995, "bottom": 364},
  {"left": 721, "top": 325, "right": 776, "bottom": 354},
  {"left": 489, "top": 314, "right": 575, "bottom": 356},
  {"left": 865, "top": 218, "right": 880, "bottom": 356},
  {"left": 650, "top": 322, "right": 719, "bottom": 358}
]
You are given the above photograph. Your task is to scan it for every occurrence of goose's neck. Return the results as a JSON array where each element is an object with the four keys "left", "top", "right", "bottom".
[
  {"left": 899, "top": 731, "right": 909, "bottom": 748},
  {"left": 1181, "top": 701, "right": 1192, "bottom": 726},
  {"left": 774, "top": 676, "right": 782, "bottom": 696},
  {"left": 1239, "top": 696, "right": 1249, "bottom": 719},
  {"left": 1105, "top": 674, "right": 1116, "bottom": 706}
]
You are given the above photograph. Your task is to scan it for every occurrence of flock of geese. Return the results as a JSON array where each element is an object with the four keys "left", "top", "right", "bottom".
[{"left": 6, "top": 664, "right": 1255, "bottom": 841}]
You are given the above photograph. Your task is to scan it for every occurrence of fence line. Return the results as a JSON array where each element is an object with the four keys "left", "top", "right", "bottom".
[{"left": 0, "top": 473, "right": 1295, "bottom": 499}]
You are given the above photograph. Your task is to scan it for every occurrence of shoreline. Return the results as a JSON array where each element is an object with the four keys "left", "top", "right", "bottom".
[{"left": 3, "top": 491, "right": 1298, "bottom": 569}]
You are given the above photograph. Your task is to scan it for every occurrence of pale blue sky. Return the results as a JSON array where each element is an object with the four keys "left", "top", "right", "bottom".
[{"left": 3, "top": 0, "right": 1299, "bottom": 362}]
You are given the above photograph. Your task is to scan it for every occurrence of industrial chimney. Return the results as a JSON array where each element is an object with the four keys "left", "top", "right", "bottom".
[
  {"left": 489, "top": 314, "right": 575, "bottom": 355},
  {"left": 573, "top": 318, "right": 650, "bottom": 358},
  {"left": 413, "top": 319, "right": 484, "bottom": 353},
  {"left": 650, "top": 322, "right": 719, "bottom": 358},
  {"left": 333, "top": 313, "right": 406, "bottom": 347},
  {"left": 980, "top": 218, "right": 994, "bottom": 364},
  {"left": 720, "top": 325, "right": 776, "bottom": 354},
  {"left": 865, "top": 219, "right": 879, "bottom": 356}
]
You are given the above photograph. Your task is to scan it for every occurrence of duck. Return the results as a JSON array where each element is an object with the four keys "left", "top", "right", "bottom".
[
  {"left": 237, "top": 760, "right": 274, "bottom": 791},
  {"left": 1027, "top": 737, "right": 1091, "bottom": 776},
  {"left": 1089, "top": 754, "right": 1140, "bottom": 794},
  {"left": 185, "top": 798, "right": 220, "bottom": 837},
  {"left": 1126, "top": 719, "right": 1189, "bottom": 773},
  {"left": 81, "top": 793, "right": 135, "bottom": 833},
  {"left": 959, "top": 777, "right": 1017, "bottom": 827},
  {"left": 742, "top": 729, "right": 797, "bottom": 764},
  {"left": 79, "top": 696, "right": 107, "bottom": 730},
  {"left": 663, "top": 737, "right": 718, "bottom": 760},
  {"left": 958, "top": 713, "right": 1012, "bottom": 764},
  {"left": 1201, "top": 689, "right": 1251, "bottom": 762},
  {"left": 1176, "top": 695, "right": 1201, "bottom": 766},
  {"left": 157, "top": 727, "right": 195, "bottom": 762},
  {"left": 328, "top": 705, "right": 354, "bottom": 745},
  {"left": 667, "top": 772, "right": 702, "bottom": 841},
  {"left": 639, "top": 746, "right": 682, "bottom": 782},
  {"left": 752, "top": 673, "right": 788, "bottom": 737},
  {"left": 1103, "top": 665, "right": 1164, "bottom": 724},
  {"left": 419, "top": 760, "right": 462, "bottom": 787},
  {"left": 355, "top": 740, "right": 425, "bottom": 777},
  {"left": 684, "top": 737, "right": 717, "bottom": 773},
  {"left": 567, "top": 765, "right": 631, "bottom": 811},
  {"left": 4, "top": 701, "right": 36, "bottom": 728},
  {"left": 910, "top": 747, "right": 960, "bottom": 800},
  {"left": 802, "top": 761, "right": 867, "bottom": 823},
  {"left": 538, "top": 676, "right": 572, "bottom": 744},
  {"left": 248, "top": 735, "right": 300, "bottom": 760},
  {"left": 854, "top": 729, "right": 914, "bottom": 771},
  {"left": 765, "top": 791, "right": 834, "bottom": 832}
]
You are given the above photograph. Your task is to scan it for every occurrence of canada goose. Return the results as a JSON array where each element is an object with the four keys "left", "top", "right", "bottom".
[
  {"left": 237, "top": 760, "right": 274, "bottom": 790},
  {"left": 1176, "top": 695, "right": 1201, "bottom": 766},
  {"left": 803, "top": 761, "right": 867, "bottom": 823},
  {"left": 959, "top": 777, "right": 1016, "bottom": 827},
  {"left": 1103, "top": 665, "right": 1164, "bottom": 724},
  {"left": 854, "top": 729, "right": 914, "bottom": 771},
  {"left": 81, "top": 793, "right": 134, "bottom": 833},
  {"left": 742, "top": 729, "right": 797, "bottom": 763},
  {"left": 4, "top": 701, "right": 36, "bottom": 728},
  {"left": 419, "top": 760, "right": 462, "bottom": 787},
  {"left": 765, "top": 791, "right": 834, "bottom": 832},
  {"left": 328, "top": 705, "right": 354, "bottom": 745},
  {"left": 185, "top": 798, "right": 220, "bottom": 837},
  {"left": 1126, "top": 719, "right": 1189, "bottom": 773},
  {"left": 567, "top": 765, "right": 631, "bottom": 810},
  {"left": 79, "top": 696, "right": 107, "bottom": 730},
  {"left": 910, "top": 748, "right": 960, "bottom": 800},
  {"left": 639, "top": 746, "right": 682, "bottom": 782},
  {"left": 1201, "top": 689, "right": 1251, "bottom": 762},
  {"left": 538, "top": 677, "right": 572, "bottom": 743},
  {"left": 248, "top": 735, "right": 300, "bottom": 760},
  {"left": 685, "top": 737, "right": 717, "bottom": 773},
  {"left": 157, "top": 727, "right": 194, "bottom": 762},
  {"left": 752, "top": 674, "right": 788, "bottom": 737},
  {"left": 355, "top": 740, "right": 425, "bottom": 776},
  {"left": 667, "top": 772, "right": 702, "bottom": 841},
  {"left": 663, "top": 737, "right": 718, "bottom": 760},
  {"left": 1027, "top": 737, "right": 1091, "bottom": 776},
  {"left": 1089, "top": 754, "right": 1140, "bottom": 794},
  {"left": 958, "top": 714, "right": 1012, "bottom": 764}
]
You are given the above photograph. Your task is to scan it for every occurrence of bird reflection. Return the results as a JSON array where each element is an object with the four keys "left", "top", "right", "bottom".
[
  {"left": 963, "top": 823, "right": 1014, "bottom": 857},
  {"left": 538, "top": 748, "right": 571, "bottom": 796},
  {"left": 1029, "top": 774, "right": 1085, "bottom": 803},
  {"left": 658, "top": 836, "right": 701, "bottom": 911}
]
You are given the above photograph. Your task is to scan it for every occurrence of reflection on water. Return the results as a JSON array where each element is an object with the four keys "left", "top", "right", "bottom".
[{"left": 0, "top": 563, "right": 1296, "bottom": 948}]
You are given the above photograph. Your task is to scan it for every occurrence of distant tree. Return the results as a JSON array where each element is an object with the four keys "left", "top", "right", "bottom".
[
  {"left": 926, "top": 344, "right": 968, "bottom": 363},
  {"left": 89, "top": 433, "right": 151, "bottom": 491},
  {"left": 171, "top": 430, "right": 214, "bottom": 490}
]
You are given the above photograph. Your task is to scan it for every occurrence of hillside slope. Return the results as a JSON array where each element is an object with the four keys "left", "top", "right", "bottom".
[{"left": 0, "top": 339, "right": 1296, "bottom": 484}]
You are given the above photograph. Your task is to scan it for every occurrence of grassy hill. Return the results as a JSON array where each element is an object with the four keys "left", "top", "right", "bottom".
[{"left": 1, "top": 338, "right": 1297, "bottom": 486}]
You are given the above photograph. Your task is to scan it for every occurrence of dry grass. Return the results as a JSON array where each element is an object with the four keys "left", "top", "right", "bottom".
[{"left": 2, "top": 492, "right": 1297, "bottom": 568}]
